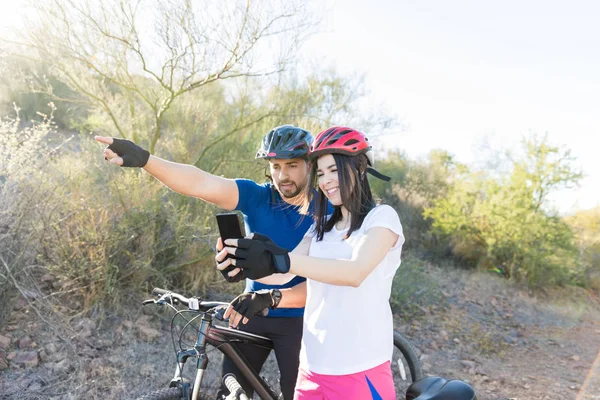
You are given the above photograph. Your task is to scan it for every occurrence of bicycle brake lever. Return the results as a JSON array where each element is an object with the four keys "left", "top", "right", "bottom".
[
  {"left": 142, "top": 299, "right": 155, "bottom": 306},
  {"left": 214, "top": 305, "right": 229, "bottom": 322}
]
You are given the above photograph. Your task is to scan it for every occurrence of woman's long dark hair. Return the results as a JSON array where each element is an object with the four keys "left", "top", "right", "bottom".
[{"left": 302, "top": 153, "right": 376, "bottom": 241}]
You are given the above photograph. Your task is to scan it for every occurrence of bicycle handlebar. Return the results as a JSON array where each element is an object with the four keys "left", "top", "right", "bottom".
[{"left": 149, "top": 287, "right": 229, "bottom": 312}]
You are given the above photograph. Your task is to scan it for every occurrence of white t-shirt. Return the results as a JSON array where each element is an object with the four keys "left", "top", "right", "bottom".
[{"left": 299, "top": 204, "right": 404, "bottom": 375}]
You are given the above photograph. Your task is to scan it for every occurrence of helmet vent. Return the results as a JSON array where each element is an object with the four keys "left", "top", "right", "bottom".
[{"left": 344, "top": 139, "right": 360, "bottom": 146}]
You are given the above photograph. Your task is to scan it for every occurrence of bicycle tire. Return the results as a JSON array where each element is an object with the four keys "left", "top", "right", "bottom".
[
  {"left": 392, "top": 331, "right": 423, "bottom": 395},
  {"left": 134, "top": 387, "right": 186, "bottom": 400}
]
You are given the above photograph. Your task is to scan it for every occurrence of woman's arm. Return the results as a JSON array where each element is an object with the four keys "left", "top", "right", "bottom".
[
  {"left": 254, "top": 235, "right": 312, "bottom": 285},
  {"left": 219, "top": 227, "right": 398, "bottom": 287},
  {"left": 288, "top": 227, "right": 399, "bottom": 287}
]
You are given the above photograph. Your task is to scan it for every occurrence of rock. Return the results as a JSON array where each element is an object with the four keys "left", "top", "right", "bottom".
[
  {"left": 0, "top": 355, "right": 8, "bottom": 370},
  {"left": 77, "top": 346, "right": 98, "bottom": 358},
  {"left": 108, "top": 355, "right": 122, "bottom": 366},
  {"left": 53, "top": 359, "right": 71, "bottom": 374},
  {"left": 136, "top": 315, "right": 161, "bottom": 341},
  {"left": 137, "top": 325, "right": 161, "bottom": 342},
  {"left": 75, "top": 318, "right": 96, "bottom": 339},
  {"left": 11, "top": 350, "right": 39, "bottom": 367},
  {"left": 86, "top": 357, "right": 105, "bottom": 377},
  {"left": 7, "top": 351, "right": 17, "bottom": 361},
  {"left": 45, "top": 343, "right": 58, "bottom": 354},
  {"left": 48, "top": 351, "right": 68, "bottom": 363},
  {"left": 460, "top": 360, "right": 476, "bottom": 369},
  {"left": 571, "top": 355, "right": 580, "bottom": 361},
  {"left": 14, "top": 377, "right": 32, "bottom": 391},
  {"left": 13, "top": 296, "right": 28, "bottom": 311},
  {"left": 453, "top": 338, "right": 461, "bottom": 344},
  {"left": 75, "top": 318, "right": 96, "bottom": 332},
  {"left": 139, "top": 363, "right": 154, "bottom": 376},
  {"left": 41, "top": 273, "right": 56, "bottom": 282},
  {"left": 17, "top": 335, "right": 33, "bottom": 349},
  {"left": 28, "top": 380, "right": 43, "bottom": 391},
  {"left": 79, "top": 327, "right": 93, "bottom": 339},
  {"left": 0, "top": 335, "right": 11, "bottom": 350}
]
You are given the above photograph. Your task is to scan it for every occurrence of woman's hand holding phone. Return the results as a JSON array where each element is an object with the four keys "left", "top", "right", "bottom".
[{"left": 217, "top": 233, "right": 291, "bottom": 280}]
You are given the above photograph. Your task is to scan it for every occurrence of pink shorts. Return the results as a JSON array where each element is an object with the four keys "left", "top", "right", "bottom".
[{"left": 293, "top": 361, "right": 396, "bottom": 400}]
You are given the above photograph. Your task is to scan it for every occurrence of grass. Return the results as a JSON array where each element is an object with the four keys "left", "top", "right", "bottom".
[{"left": 390, "top": 255, "right": 446, "bottom": 320}]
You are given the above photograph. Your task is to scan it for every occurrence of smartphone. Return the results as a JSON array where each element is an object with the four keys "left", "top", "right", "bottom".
[
  {"left": 216, "top": 212, "right": 244, "bottom": 282},
  {"left": 216, "top": 212, "right": 244, "bottom": 242}
]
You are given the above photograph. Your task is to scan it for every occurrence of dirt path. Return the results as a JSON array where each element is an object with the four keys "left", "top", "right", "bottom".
[
  {"left": 1, "top": 265, "right": 599, "bottom": 400},
  {"left": 396, "top": 266, "right": 600, "bottom": 400}
]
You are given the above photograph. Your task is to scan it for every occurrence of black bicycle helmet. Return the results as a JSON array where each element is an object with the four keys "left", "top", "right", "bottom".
[{"left": 255, "top": 125, "right": 313, "bottom": 160}]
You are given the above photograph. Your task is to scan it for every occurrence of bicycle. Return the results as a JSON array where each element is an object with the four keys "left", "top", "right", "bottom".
[{"left": 134, "top": 288, "right": 423, "bottom": 400}]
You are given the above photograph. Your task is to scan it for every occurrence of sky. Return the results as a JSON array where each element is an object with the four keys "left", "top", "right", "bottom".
[
  {"left": 301, "top": 0, "right": 600, "bottom": 213},
  {"left": 1, "top": 0, "right": 599, "bottom": 213}
]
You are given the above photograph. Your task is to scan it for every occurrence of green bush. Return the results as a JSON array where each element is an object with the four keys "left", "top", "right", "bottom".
[
  {"left": 372, "top": 149, "right": 455, "bottom": 256},
  {"left": 390, "top": 256, "right": 444, "bottom": 320},
  {"left": 424, "top": 135, "right": 582, "bottom": 287}
]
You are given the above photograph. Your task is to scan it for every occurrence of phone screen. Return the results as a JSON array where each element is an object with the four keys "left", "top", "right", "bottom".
[{"left": 216, "top": 212, "right": 244, "bottom": 241}]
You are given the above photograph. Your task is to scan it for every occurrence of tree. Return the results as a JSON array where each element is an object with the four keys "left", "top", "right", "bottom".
[
  {"left": 566, "top": 207, "right": 600, "bottom": 288},
  {"left": 11, "top": 0, "right": 316, "bottom": 152},
  {"left": 371, "top": 149, "right": 457, "bottom": 254},
  {"left": 424, "top": 135, "right": 583, "bottom": 286}
]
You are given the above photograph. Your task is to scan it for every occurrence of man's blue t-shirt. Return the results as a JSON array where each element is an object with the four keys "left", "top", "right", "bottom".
[{"left": 235, "top": 179, "right": 314, "bottom": 318}]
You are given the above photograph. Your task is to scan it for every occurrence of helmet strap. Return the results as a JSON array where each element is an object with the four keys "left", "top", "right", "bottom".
[{"left": 366, "top": 167, "right": 391, "bottom": 182}]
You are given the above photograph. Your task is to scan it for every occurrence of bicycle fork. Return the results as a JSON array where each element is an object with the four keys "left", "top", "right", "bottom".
[
  {"left": 190, "top": 313, "right": 212, "bottom": 400},
  {"left": 167, "top": 312, "right": 212, "bottom": 400}
]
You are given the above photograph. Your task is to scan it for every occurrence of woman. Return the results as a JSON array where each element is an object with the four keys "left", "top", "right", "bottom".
[{"left": 216, "top": 126, "right": 403, "bottom": 400}]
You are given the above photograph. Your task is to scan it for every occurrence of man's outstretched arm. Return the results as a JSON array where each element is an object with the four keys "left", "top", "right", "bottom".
[{"left": 96, "top": 136, "right": 239, "bottom": 210}]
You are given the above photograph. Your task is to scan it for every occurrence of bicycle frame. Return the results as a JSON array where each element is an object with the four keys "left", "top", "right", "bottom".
[
  {"left": 165, "top": 302, "right": 278, "bottom": 400},
  {"left": 147, "top": 288, "right": 423, "bottom": 400}
]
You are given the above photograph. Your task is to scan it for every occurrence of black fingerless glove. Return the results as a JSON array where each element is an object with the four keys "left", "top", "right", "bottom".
[
  {"left": 107, "top": 138, "right": 150, "bottom": 167},
  {"left": 230, "top": 290, "right": 278, "bottom": 320},
  {"left": 234, "top": 233, "right": 290, "bottom": 280},
  {"left": 220, "top": 264, "right": 246, "bottom": 283}
]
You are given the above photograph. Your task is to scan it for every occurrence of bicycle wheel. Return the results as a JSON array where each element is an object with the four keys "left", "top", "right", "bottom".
[
  {"left": 134, "top": 387, "right": 186, "bottom": 400},
  {"left": 392, "top": 331, "right": 423, "bottom": 396}
]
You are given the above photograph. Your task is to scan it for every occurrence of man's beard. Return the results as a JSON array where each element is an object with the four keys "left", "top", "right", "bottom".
[{"left": 279, "top": 182, "right": 302, "bottom": 199}]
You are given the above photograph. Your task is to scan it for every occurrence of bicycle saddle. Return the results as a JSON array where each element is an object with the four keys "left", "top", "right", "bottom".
[{"left": 406, "top": 376, "right": 477, "bottom": 400}]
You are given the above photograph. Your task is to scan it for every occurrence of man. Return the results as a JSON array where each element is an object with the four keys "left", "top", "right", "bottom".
[{"left": 96, "top": 125, "right": 315, "bottom": 400}]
